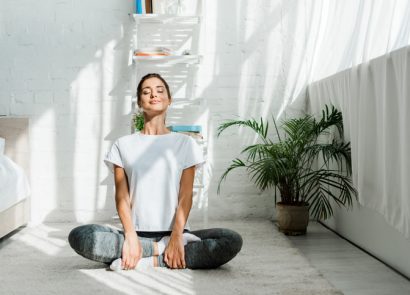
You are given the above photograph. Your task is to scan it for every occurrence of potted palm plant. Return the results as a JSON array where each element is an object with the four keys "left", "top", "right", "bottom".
[{"left": 217, "top": 105, "right": 357, "bottom": 235}]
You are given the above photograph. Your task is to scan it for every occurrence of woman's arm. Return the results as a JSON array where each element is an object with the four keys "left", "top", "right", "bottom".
[
  {"left": 114, "top": 164, "right": 142, "bottom": 269},
  {"left": 164, "top": 165, "right": 196, "bottom": 269}
]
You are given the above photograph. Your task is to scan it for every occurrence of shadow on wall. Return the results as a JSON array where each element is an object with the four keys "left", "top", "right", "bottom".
[
  {"left": 45, "top": 5, "right": 136, "bottom": 224},
  {"left": 190, "top": 0, "right": 410, "bottom": 222},
  {"left": 193, "top": 0, "right": 306, "bottom": 222},
  {"left": 0, "top": 1, "right": 135, "bottom": 224}
]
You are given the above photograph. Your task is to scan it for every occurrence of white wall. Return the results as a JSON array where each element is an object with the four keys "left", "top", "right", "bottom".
[
  {"left": 2, "top": 0, "right": 410, "bottom": 231},
  {"left": 192, "top": 0, "right": 311, "bottom": 222},
  {"left": 0, "top": 0, "right": 314, "bottom": 224},
  {"left": 322, "top": 205, "right": 410, "bottom": 278},
  {"left": 0, "top": 0, "right": 135, "bottom": 224}
]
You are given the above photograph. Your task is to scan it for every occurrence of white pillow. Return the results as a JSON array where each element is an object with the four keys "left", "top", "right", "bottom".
[
  {"left": 0, "top": 137, "right": 5, "bottom": 155},
  {"left": 0, "top": 154, "right": 31, "bottom": 213}
]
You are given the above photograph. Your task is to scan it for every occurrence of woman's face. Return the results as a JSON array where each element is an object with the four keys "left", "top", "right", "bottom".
[{"left": 139, "top": 77, "right": 171, "bottom": 114}]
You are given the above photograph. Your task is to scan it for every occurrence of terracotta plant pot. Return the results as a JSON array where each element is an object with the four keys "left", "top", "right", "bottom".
[{"left": 276, "top": 202, "right": 309, "bottom": 235}]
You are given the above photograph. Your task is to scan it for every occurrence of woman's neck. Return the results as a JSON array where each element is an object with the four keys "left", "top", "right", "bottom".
[{"left": 140, "top": 125, "right": 170, "bottom": 135}]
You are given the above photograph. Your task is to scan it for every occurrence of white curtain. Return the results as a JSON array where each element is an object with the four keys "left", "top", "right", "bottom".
[
  {"left": 308, "top": 45, "right": 410, "bottom": 238},
  {"left": 282, "top": 0, "right": 410, "bottom": 118},
  {"left": 304, "top": 0, "right": 410, "bottom": 83}
]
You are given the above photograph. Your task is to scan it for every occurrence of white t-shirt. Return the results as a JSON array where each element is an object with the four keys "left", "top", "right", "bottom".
[{"left": 104, "top": 131, "right": 205, "bottom": 231}]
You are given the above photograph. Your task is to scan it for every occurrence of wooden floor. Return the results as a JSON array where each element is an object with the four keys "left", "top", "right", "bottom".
[{"left": 287, "top": 221, "right": 410, "bottom": 295}]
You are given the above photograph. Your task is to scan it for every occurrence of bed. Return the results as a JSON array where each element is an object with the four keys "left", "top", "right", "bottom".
[{"left": 0, "top": 117, "right": 31, "bottom": 239}]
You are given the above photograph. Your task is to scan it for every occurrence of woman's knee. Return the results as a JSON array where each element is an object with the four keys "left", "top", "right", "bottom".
[
  {"left": 223, "top": 229, "right": 243, "bottom": 257},
  {"left": 68, "top": 224, "right": 122, "bottom": 263},
  {"left": 68, "top": 224, "right": 104, "bottom": 251},
  {"left": 208, "top": 228, "right": 243, "bottom": 260},
  {"left": 68, "top": 225, "right": 87, "bottom": 251},
  {"left": 208, "top": 228, "right": 243, "bottom": 267},
  {"left": 191, "top": 227, "right": 243, "bottom": 256}
]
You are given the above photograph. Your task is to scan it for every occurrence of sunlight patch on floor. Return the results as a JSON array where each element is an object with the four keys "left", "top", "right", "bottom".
[{"left": 80, "top": 267, "right": 195, "bottom": 295}]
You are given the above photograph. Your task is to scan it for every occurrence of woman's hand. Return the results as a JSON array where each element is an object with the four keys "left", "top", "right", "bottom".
[
  {"left": 164, "top": 234, "right": 186, "bottom": 269},
  {"left": 121, "top": 231, "right": 142, "bottom": 270}
]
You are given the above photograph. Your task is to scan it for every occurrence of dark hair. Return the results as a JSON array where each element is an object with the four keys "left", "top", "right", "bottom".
[{"left": 137, "top": 73, "right": 171, "bottom": 107}]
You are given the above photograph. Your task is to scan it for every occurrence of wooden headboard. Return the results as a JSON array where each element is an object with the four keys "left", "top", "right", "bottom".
[{"left": 0, "top": 117, "right": 30, "bottom": 175}]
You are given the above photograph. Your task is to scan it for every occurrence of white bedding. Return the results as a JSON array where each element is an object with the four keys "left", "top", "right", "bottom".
[{"left": 0, "top": 154, "right": 31, "bottom": 213}]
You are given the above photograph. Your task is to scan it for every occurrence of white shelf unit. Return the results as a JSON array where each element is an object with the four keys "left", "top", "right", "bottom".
[
  {"left": 130, "top": 11, "right": 207, "bottom": 200},
  {"left": 132, "top": 13, "right": 200, "bottom": 24},
  {"left": 130, "top": 12, "right": 203, "bottom": 121},
  {"left": 133, "top": 54, "right": 201, "bottom": 64}
]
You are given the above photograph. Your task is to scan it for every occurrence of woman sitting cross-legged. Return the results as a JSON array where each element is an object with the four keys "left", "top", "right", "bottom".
[{"left": 68, "top": 73, "right": 243, "bottom": 270}]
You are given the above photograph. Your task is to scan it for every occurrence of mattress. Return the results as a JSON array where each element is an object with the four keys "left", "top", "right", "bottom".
[{"left": 0, "top": 154, "right": 31, "bottom": 213}]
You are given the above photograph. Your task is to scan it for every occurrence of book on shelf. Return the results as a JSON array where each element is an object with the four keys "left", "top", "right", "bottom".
[
  {"left": 136, "top": 0, "right": 142, "bottom": 14},
  {"left": 136, "top": 1, "right": 199, "bottom": 16},
  {"left": 136, "top": 0, "right": 153, "bottom": 14},
  {"left": 168, "top": 125, "right": 202, "bottom": 133},
  {"left": 168, "top": 126, "right": 203, "bottom": 141},
  {"left": 145, "top": 0, "right": 153, "bottom": 13},
  {"left": 134, "top": 47, "right": 172, "bottom": 56}
]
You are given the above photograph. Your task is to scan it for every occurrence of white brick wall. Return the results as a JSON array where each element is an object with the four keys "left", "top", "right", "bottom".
[
  {"left": 0, "top": 0, "right": 328, "bottom": 224},
  {"left": 1, "top": 0, "right": 134, "bottom": 224},
  {"left": 2, "top": 0, "right": 408, "bottom": 224}
]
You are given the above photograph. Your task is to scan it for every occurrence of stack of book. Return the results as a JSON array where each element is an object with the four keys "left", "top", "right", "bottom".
[
  {"left": 136, "top": 0, "right": 153, "bottom": 14},
  {"left": 136, "top": 0, "right": 188, "bottom": 15},
  {"left": 136, "top": 0, "right": 198, "bottom": 15},
  {"left": 134, "top": 47, "right": 172, "bottom": 56}
]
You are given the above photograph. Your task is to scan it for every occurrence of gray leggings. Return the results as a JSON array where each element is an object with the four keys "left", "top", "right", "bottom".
[{"left": 68, "top": 224, "right": 243, "bottom": 269}]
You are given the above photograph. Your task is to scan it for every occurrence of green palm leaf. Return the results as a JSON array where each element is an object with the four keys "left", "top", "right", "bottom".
[
  {"left": 304, "top": 140, "right": 352, "bottom": 174},
  {"left": 301, "top": 170, "right": 357, "bottom": 219},
  {"left": 216, "top": 104, "right": 358, "bottom": 221},
  {"left": 217, "top": 118, "right": 270, "bottom": 142},
  {"left": 217, "top": 158, "right": 246, "bottom": 195}
]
